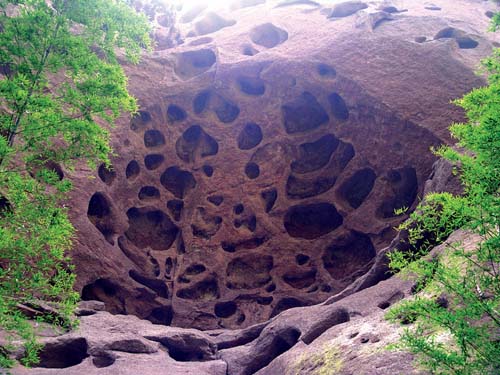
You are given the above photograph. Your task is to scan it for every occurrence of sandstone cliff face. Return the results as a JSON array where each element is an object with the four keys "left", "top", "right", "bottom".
[{"left": 65, "top": 0, "right": 497, "bottom": 331}]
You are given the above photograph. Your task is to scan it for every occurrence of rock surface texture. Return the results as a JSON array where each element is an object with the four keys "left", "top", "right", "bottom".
[
  {"left": 63, "top": 0, "right": 499, "bottom": 332},
  {"left": 9, "top": 230, "right": 481, "bottom": 375},
  {"left": 3, "top": 0, "right": 498, "bottom": 373}
]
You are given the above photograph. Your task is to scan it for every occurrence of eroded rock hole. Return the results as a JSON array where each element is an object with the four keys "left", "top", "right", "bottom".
[
  {"left": 148, "top": 306, "right": 173, "bottom": 325},
  {"left": 138, "top": 186, "right": 160, "bottom": 200},
  {"left": 167, "top": 199, "right": 184, "bottom": 221},
  {"left": 87, "top": 192, "right": 115, "bottom": 245},
  {"left": 191, "top": 207, "right": 222, "bottom": 239},
  {"left": 283, "top": 269, "right": 317, "bottom": 289},
  {"left": 317, "top": 63, "right": 336, "bottom": 78},
  {"left": 270, "top": 298, "right": 305, "bottom": 317},
  {"left": 322, "top": 231, "right": 376, "bottom": 280},
  {"left": 194, "top": 12, "right": 236, "bottom": 36},
  {"left": 81, "top": 279, "right": 124, "bottom": 314},
  {"left": 167, "top": 104, "right": 187, "bottom": 123},
  {"left": 221, "top": 236, "right": 267, "bottom": 253},
  {"left": 207, "top": 195, "right": 224, "bottom": 206},
  {"left": 456, "top": 36, "right": 478, "bottom": 49},
  {"left": 241, "top": 44, "right": 259, "bottom": 56},
  {"left": 245, "top": 162, "right": 260, "bottom": 179},
  {"left": 328, "top": 1, "right": 368, "bottom": 18},
  {"left": 160, "top": 166, "right": 197, "bottom": 199},
  {"left": 296, "top": 254, "right": 310, "bottom": 265},
  {"left": 145, "top": 154, "right": 165, "bottom": 170},
  {"left": 92, "top": 352, "right": 115, "bottom": 368},
  {"left": 214, "top": 97, "right": 240, "bottom": 123},
  {"left": 291, "top": 134, "right": 339, "bottom": 174},
  {"left": 214, "top": 301, "right": 237, "bottom": 318},
  {"left": 339, "top": 168, "right": 376, "bottom": 208},
  {"left": 130, "top": 110, "right": 152, "bottom": 132},
  {"left": 98, "top": 164, "right": 116, "bottom": 185},
  {"left": 284, "top": 203, "right": 343, "bottom": 239},
  {"left": 237, "top": 76, "right": 266, "bottom": 96},
  {"left": 176, "top": 277, "right": 219, "bottom": 300},
  {"left": 234, "top": 203, "right": 245, "bottom": 215},
  {"left": 35, "top": 338, "right": 88, "bottom": 369},
  {"left": 0, "top": 196, "right": 11, "bottom": 217},
  {"left": 126, "top": 160, "right": 140, "bottom": 180},
  {"left": 378, "top": 166, "right": 418, "bottom": 218},
  {"left": 125, "top": 207, "right": 178, "bottom": 250},
  {"left": 144, "top": 129, "right": 165, "bottom": 148},
  {"left": 328, "top": 92, "right": 349, "bottom": 121},
  {"left": 176, "top": 125, "right": 218, "bottom": 163},
  {"left": 174, "top": 49, "right": 216, "bottom": 80},
  {"left": 203, "top": 165, "right": 214, "bottom": 177},
  {"left": 250, "top": 23, "right": 288, "bottom": 48},
  {"left": 282, "top": 92, "right": 329, "bottom": 134},
  {"left": 238, "top": 123, "right": 263, "bottom": 150},
  {"left": 227, "top": 254, "right": 273, "bottom": 289},
  {"left": 261, "top": 188, "right": 278, "bottom": 213},
  {"left": 29, "top": 160, "right": 64, "bottom": 181},
  {"left": 193, "top": 90, "right": 211, "bottom": 114}
]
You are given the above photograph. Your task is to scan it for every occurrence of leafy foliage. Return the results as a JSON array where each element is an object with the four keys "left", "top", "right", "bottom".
[
  {"left": 0, "top": 0, "right": 150, "bottom": 367},
  {"left": 386, "top": 12, "right": 500, "bottom": 375}
]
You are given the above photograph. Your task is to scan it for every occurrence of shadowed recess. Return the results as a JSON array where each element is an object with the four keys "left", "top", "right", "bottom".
[
  {"left": 176, "top": 125, "right": 219, "bottom": 163},
  {"left": 261, "top": 188, "right": 278, "bottom": 213},
  {"left": 167, "top": 104, "right": 187, "bottom": 122},
  {"left": 338, "top": 168, "right": 376, "bottom": 208},
  {"left": 130, "top": 110, "right": 152, "bottom": 132},
  {"left": 238, "top": 123, "right": 263, "bottom": 150},
  {"left": 322, "top": 231, "right": 376, "bottom": 280},
  {"left": 250, "top": 23, "right": 289, "bottom": 48},
  {"left": 215, "top": 301, "right": 238, "bottom": 318},
  {"left": 328, "top": 92, "right": 349, "bottom": 121},
  {"left": 98, "top": 164, "right": 116, "bottom": 185},
  {"left": 174, "top": 49, "right": 216, "bottom": 80},
  {"left": 176, "top": 277, "right": 220, "bottom": 300},
  {"left": 35, "top": 338, "right": 89, "bottom": 369},
  {"left": 126, "top": 160, "right": 140, "bottom": 180},
  {"left": 125, "top": 207, "right": 179, "bottom": 250},
  {"left": 377, "top": 166, "right": 418, "bottom": 218},
  {"left": 138, "top": 186, "right": 160, "bottom": 200},
  {"left": 282, "top": 92, "right": 329, "bottom": 134},
  {"left": 144, "top": 129, "right": 165, "bottom": 148},
  {"left": 291, "top": 134, "right": 339, "bottom": 174},
  {"left": 237, "top": 76, "right": 266, "bottom": 96},
  {"left": 160, "top": 166, "right": 197, "bottom": 199},
  {"left": 144, "top": 154, "right": 165, "bottom": 170},
  {"left": 227, "top": 254, "right": 273, "bottom": 289},
  {"left": 87, "top": 192, "right": 115, "bottom": 245},
  {"left": 284, "top": 203, "right": 343, "bottom": 239}
]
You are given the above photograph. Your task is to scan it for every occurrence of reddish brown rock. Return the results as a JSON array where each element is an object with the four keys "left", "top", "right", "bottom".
[{"left": 63, "top": 0, "right": 498, "bottom": 331}]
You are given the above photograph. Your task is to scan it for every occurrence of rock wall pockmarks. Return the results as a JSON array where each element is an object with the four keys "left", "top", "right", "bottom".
[{"left": 71, "top": 0, "right": 493, "bottom": 330}]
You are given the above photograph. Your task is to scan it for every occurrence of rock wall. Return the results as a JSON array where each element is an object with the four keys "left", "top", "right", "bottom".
[{"left": 67, "top": 0, "right": 498, "bottom": 330}]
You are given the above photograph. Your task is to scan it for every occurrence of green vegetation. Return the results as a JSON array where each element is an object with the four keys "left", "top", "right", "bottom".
[
  {"left": 386, "top": 10, "right": 500, "bottom": 375},
  {"left": 0, "top": 0, "right": 150, "bottom": 367}
]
